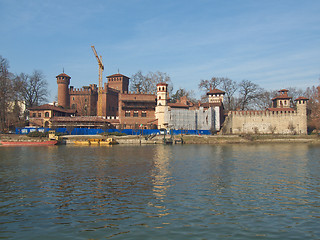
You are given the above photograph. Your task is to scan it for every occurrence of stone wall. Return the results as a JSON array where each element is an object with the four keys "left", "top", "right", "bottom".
[{"left": 222, "top": 109, "right": 307, "bottom": 135}]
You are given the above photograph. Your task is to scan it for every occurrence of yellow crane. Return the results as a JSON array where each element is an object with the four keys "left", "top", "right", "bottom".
[{"left": 91, "top": 45, "right": 104, "bottom": 116}]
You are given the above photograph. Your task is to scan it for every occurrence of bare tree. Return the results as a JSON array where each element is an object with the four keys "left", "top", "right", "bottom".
[
  {"left": 0, "top": 56, "right": 14, "bottom": 131},
  {"left": 237, "top": 80, "right": 261, "bottom": 110},
  {"left": 305, "top": 85, "right": 320, "bottom": 132},
  {"left": 253, "top": 89, "right": 278, "bottom": 109},
  {"left": 18, "top": 70, "right": 48, "bottom": 108},
  {"left": 220, "top": 77, "right": 238, "bottom": 110},
  {"left": 170, "top": 88, "right": 196, "bottom": 103},
  {"left": 198, "top": 77, "right": 221, "bottom": 93},
  {"left": 130, "top": 70, "right": 173, "bottom": 95},
  {"left": 130, "top": 70, "right": 147, "bottom": 93}
]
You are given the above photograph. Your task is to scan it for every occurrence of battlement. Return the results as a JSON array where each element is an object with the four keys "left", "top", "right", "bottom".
[
  {"left": 229, "top": 109, "right": 297, "bottom": 117},
  {"left": 69, "top": 85, "right": 98, "bottom": 95}
]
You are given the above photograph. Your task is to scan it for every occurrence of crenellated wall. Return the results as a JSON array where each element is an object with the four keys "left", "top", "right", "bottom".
[
  {"left": 222, "top": 107, "right": 307, "bottom": 135},
  {"left": 69, "top": 85, "right": 98, "bottom": 116}
]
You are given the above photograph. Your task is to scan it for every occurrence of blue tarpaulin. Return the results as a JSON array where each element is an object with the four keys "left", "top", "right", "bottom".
[{"left": 15, "top": 127, "right": 212, "bottom": 136}]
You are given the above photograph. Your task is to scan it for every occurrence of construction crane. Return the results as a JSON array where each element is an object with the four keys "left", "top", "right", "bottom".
[{"left": 91, "top": 45, "right": 104, "bottom": 116}]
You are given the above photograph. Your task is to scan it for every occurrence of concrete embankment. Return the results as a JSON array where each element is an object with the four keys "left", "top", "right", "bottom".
[{"left": 61, "top": 134, "right": 320, "bottom": 145}]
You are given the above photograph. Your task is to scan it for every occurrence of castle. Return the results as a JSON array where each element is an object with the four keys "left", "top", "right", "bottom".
[
  {"left": 29, "top": 72, "right": 158, "bottom": 129},
  {"left": 28, "top": 73, "right": 309, "bottom": 135}
]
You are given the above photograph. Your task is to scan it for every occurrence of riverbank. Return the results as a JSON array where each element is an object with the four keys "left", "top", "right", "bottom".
[
  {"left": 180, "top": 134, "right": 320, "bottom": 144},
  {"left": 61, "top": 134, "right": 320, "bottom": 145},
  {"left": 1, "top": 134, "right": 320, "bottom": 145}
]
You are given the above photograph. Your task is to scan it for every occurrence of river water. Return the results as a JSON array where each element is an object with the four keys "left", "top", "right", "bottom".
[{"left": 0, "top": 144, "right": 320, "bottom": 239}]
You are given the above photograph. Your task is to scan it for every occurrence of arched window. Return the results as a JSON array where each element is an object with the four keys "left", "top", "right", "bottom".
[{"left": 45, "top": 112, "right": 49, "bottom": 118}]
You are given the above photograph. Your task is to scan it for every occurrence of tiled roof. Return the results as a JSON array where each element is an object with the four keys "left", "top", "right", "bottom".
[
  {"left": 106, "top": 73, "right": 130, "bottom": 79},
  {"left": 168, "top": 103, "right": 189, "bottom": 108},
  {"left": 156, "top": 82, "right": 168, "bottom": 86},
  {"left": 295, "top": 96, "right": 309, "bottom": 101},
  {"left": 272, "top": 94, "right": 292, "bottom": 100},
  {"left": 207, "top": 89, "right": 225, "bottom": 95},
  {"left": 29, "top": 104, "right": 76, "bottom": 113},
  {"left": 56, "top": 73, "right": 71, "bottom": 78}
]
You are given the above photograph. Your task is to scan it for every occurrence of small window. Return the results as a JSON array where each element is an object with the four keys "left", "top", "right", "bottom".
[
  {"left": 38, "top": 113, "right": 41, "bottom": 117},
  {"left": 141, "top": 111, "right": 146, "bottom": 117},
  {"left": 133, "top": 111, "right": 139, "bottom": 117},
  {"left": 125, "top": 111, "right": 130, "bottom": 117},
  {"left": 45, "top": 112, "right": 49, "bottom": 117},
  {"left": 32, "top": 113, "right": 36, "bottom": 117}
]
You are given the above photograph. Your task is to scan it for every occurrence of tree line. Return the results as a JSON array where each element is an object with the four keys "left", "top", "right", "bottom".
[{"left": 0, "top": 55, "right": 48, "bottom": 132}]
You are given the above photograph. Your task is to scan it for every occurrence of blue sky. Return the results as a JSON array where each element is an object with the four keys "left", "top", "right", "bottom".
[{"left": 0, "top": 0, "right": 319, "bottom": 101}]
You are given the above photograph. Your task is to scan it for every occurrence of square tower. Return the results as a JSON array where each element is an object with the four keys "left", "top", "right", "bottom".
[{"left": 106, "top": 73, "right": 129, "bottom": 93}]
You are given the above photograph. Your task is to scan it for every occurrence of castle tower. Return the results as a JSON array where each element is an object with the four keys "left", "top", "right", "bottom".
[
  {"left": 56, "top": 73, "right": 71, "bottom": 109},
  {"left": 106, "top": 73, "right": 129, "bottom": 93},
  {"left": 156, "top": 83, "right": 168, "bottom": 106},
  {"left": 295, "top": 97, "right": 309, "bottom": 116},
  {"left": 272, "top": 89, "right": 291, "bottom": 108},
  {"left": 295, "top": 96, "right": 309, "bottom": 135},
  {"left": 207, "top": 88, "right": 225, "bottom": 105},
  {"left": 155, "top": 83, "right": 169, "bottom": 129}
]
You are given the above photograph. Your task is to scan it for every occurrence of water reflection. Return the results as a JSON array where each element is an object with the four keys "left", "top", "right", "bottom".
[{"left": 0, "top": 143, "right": 320, "bottom": 239}]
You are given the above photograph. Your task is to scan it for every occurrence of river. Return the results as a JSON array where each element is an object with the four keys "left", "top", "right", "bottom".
[{"left": 1, "top": 144, "right": 320, "bottom": 239}]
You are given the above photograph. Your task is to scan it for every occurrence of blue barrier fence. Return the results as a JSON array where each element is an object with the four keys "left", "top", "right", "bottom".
[{"left": 15, "top": 127, "right": 212, "bottom": 136}]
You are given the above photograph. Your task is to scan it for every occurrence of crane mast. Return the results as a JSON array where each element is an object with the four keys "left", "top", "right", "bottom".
[{"left": 91, "top": 46, "right": 104, "bottom": 116}]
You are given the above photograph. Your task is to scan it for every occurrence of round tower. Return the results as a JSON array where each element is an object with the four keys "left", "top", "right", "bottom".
[
  {"left": 56, "top": 73, "right": 71, "bottom": 109},
  {"left": 156, "top": 83, "right": 168, "bottom": 106}
]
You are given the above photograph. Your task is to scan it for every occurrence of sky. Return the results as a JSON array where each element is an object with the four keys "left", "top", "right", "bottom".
[{"left": 0, "top": 0, "right": 319, "bottom": 101}]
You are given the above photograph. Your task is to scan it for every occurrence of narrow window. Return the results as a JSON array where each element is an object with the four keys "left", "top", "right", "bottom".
[{"left": 133, "top": 111, "right": 139, "bottom": 117}]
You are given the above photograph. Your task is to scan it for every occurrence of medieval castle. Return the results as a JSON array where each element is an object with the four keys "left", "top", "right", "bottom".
[{"left": 28, "top": 72, "right": 309, "bottom": 135}]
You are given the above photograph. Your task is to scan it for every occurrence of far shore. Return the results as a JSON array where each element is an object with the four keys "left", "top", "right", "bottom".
[{"left": 1, "top": 133, "right": 320, "bottom": 145}]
